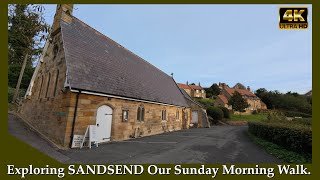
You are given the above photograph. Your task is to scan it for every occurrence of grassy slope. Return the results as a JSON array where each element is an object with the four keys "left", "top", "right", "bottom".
[{"left": 230, "top": 114, "right": 267, "bottom": 122}]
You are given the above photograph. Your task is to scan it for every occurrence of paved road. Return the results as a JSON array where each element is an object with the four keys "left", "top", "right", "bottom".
[{"left": 8, "top": 113, "right": 283, "bottom": 164}]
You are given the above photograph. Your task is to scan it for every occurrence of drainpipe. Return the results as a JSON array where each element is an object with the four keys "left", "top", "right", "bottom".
[{"left": 69, "top": 90, "right": 80, "bottom": 148}]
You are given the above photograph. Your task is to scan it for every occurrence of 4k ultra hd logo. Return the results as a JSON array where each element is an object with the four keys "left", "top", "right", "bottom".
[{"left": 279, "top": 7, "right": 308, "bottom": 30}]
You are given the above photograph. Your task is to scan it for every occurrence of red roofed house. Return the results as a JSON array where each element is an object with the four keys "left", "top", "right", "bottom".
[
  {"left": 177, "top": 82, "right": 206, "bottom": 98},
  {"left": 215, "top": 83, "right": 267, "bottom": 113}
]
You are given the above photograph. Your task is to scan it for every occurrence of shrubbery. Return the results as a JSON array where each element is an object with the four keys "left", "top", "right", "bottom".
[
  {"left": 266, "top": 111, "right": 286, "bottom": 122},
  {"left": 218, "top": 106, "right": 230, "bottom": 119},
  {"left": 195, "top": 98, "right": 215, "bottom": 109},
  {"left": 207, "top": 107, "right": 223, "bottom": 124},
  {"left": 8, "top": 87, "right": 26, "bottom": 102},
  {"left": 283, "top": 110, "right": 312, "bottom": 118},
  {"left": 248, "top": 121, "right": 312, "bottom": 155}
]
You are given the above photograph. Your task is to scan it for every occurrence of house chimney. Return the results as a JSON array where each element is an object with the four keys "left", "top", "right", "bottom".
[
  {"left": 247, "top": 86, "right": 251, "bottom": 91},
  {"left": 52, "top": 4, "right": 74, "bottom": 32},
  {"left": 198, "top": 82, "right": 201, "bottom": 86},
  {"left": 186, "top": 81, "right": 188, "bottom": 85}
]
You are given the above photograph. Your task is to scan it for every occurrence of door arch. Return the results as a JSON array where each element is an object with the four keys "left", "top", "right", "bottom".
[{"left": 96, "top": 105, "right": 113, "bottom": 143}]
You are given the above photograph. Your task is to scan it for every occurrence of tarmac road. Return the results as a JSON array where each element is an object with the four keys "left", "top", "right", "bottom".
[{"left": 8, "top": 113, "right": 283, "bottom": 164}]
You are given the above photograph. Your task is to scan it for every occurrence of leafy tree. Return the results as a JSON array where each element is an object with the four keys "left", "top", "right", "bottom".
[
  {"left": 8, "top": 4, "right": 50, "bottom": 90},
  {"left": 205, "top": 83, "right": 221, "bottom": 98},
  {"left": 233, "top": 82, "right": 246, "bottom": 89},
  {"left": 255, "top": 88, "right": 312, "bottom": 115},
  {"left": 228, "top": 91, "right": 248, "bottom": 114},
  {"left": 8, "top": 4, "right": 50, "bottom": 65}
]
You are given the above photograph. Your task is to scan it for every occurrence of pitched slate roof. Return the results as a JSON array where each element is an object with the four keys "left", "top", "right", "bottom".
[{"left": 60, "top": 17, "right": 189, "bottom": 107}]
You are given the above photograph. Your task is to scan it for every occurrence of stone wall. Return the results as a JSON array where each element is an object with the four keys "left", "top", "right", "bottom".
[
  {"left": 64, "top": 92, "right": 191, "bottom": 147},
  {"left": 19, "top": 30, "right": 72, "bottom": 146},
  {"left": 189, "top": 103, "right": 209, "bottom": 128}
]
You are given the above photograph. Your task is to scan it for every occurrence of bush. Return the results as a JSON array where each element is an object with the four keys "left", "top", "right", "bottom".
[
  {"left": 266, "top": 111, "right": 286, "bottom": 122},
  {"left": 248, "top": 121, "right": 312, "bottom": 155},
  {"left": 292, "top": 118, "right": 312, "bottom": 126},
  {"left": 195, "top": 98, "right": 214, "bottom": 109},
  {"left": 8, "top": 87, "right": 26, "bottom": 102},
  {"left": 218, "top": 106, "right": 230, "bottom": 119},
  {"left": 207, "top": 107, "right": 223, "bottom": 123},
  {"left": 283, "top": 110, "right": 312, "bottom": 118}
]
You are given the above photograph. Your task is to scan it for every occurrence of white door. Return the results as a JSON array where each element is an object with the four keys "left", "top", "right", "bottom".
[
  {"left": 96, "top": 105, "right": 113, "bottom": 143},
  {"left": 192, "top": 111, "right": 198, "bottom": 123}
]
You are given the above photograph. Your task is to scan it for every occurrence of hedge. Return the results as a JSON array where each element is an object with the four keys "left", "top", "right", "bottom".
[
  {"left": 248, "top": 121, "right": 312, "bottom": 154},
  {"left": 207, "top": 107, "right": 223, "bottom": 125},
  {"left": 218, "top": 106, "right": 230, "bottom": 119},
  {"left": 283, "top": 110, "right": 312, "bottom": 118}
]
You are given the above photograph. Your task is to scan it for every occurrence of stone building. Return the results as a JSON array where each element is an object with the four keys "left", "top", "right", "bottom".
[
  {"left": 179, "top": 88, "right": 210, "bottom": 128},
  {"left": 215, "top": 83, "right": 267, "bottom": 113},
  {"left": 19, "top": 4, "right": 196, "bottom": 148},
  {"left": 177, "top": 82, "right": 206, "bottom": 98}
]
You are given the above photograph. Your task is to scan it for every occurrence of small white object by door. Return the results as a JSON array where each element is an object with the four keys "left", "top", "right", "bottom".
[{"left": 96, "top": 105, "right": 113, "bottom": 143}]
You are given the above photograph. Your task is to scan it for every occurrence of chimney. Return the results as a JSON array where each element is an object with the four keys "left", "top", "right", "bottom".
[
  {"left": 186, "top": 81, "right": 188, "bottom": 85},
  {"left": 52, "top": 4, "right": 74, "bottom": 32},
  {"left": 247, "top": 86, "right": 251, "bottom": 91},
  {"left": 198, "top": 82, "right": 201, "bottom": 86}
]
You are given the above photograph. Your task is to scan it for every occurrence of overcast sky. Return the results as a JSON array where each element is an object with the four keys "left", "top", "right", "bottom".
[{"left": 42, "top": 4, "right": 312, "bottom": 94}]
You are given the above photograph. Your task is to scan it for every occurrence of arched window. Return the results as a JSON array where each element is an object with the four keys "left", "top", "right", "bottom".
[
  {"left": 137, "top": 105, "right": 145, "bottom": 122},
  {"left": 38, "top": 76, "right": 44, "bottom": 99},
  {"left": 161, "top": 108, "right": 167, "bottom": 121},
  {"left": 53, "top": 44, "right": 59, "bottom": 59},
  {"left": 53, "top": 70, "right": 59, "bottom": 96},
  {"left": 45, "top": 73, "right": 51, "bottom": 98},
  {"left": 176, "top": 109, "right": 180, "bottom": 120}
]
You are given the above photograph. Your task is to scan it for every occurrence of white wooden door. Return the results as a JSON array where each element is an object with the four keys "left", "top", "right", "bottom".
[
  {"left": 96, "top": 105, "right": 113, "bottom": 143},
  {"left": 192, "top": 111, "right": 198, "bottom": 123}
]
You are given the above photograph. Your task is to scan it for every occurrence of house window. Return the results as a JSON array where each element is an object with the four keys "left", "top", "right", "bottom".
[
  {"left": 137, "top": 105, "right": 145, "bottom": 122},
  {"left": 202, "top": 90, "right": 205, "bottom": 93},
  {"left": 162, "top": 109, "right": 167, "bottom": 121},
  {"left": 176, "top": 109, "right": 180, "bottom": 120},
  {"left": 122, "top": 110, "right": 129, "bottom": 122}
]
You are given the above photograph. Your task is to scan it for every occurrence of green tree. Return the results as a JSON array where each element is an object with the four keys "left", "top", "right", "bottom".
[
  {"left": 8, "top": 4, "right": 50, "bottom": 91},
  {"left": 205, "top": 83, "right": 221, "bottom": 98},
  {"left": 255, "top": 88, "right": 312, "bottom": 115},
  {"left": 228, "top": 91, "right": 248, "bottom": 114},
  {"left": 8, "top": 4, "right": 50, "bottom": 65}
]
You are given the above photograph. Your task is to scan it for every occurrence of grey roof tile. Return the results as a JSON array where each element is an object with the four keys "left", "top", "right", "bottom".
[{"left": 60, "top": 17, "right": 188, "bottom": 107}]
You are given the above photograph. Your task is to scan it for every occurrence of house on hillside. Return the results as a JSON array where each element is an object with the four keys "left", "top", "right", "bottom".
[
  {"left": 214, "top": 83, "right": 267, "bottom": 113},
  {"left": 178, "top": 82, "right": 206, "bottom": 98},
  {"left": 18, "top": 4, "right": 200, "bottom": 148}
]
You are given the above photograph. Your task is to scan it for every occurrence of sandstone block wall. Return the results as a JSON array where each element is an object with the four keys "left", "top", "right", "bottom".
[
  {"left": 64, "top": 93, "right": 191, "bottom": 146},
  {"left": 19, "top": 31, "right": 72, "bottom": 146}
]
